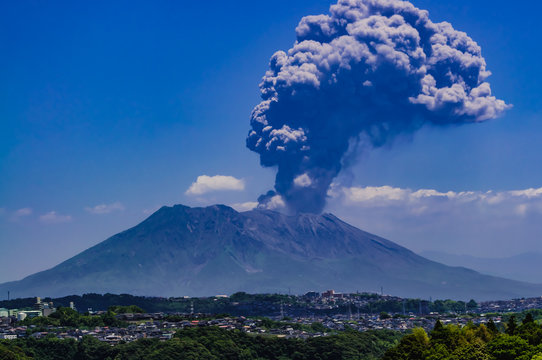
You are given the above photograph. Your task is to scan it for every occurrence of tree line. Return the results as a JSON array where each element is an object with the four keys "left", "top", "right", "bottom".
[
  {"left": 383, "top": 313, "right": 542, "bottom": 360},
  {"left": 0, "top": 326, "right": 401, "bottom": 360},
  {"left": 0, "top": 292, "right": 478, "bottom": 317}
]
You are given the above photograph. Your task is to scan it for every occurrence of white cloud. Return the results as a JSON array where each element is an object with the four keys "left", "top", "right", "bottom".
[
  {"left": 343, "top": 185, "right": 408, "bottom": 203},
  {"left": 39, "top": 211, "right": 72, "bottom": 224},
  {"left": 85, "top": 202, "right": 125, "bottom": 215},
  {"left": 509, "top": 188, "right": 542, "bottom": 198},
  {"left": 411, "top": 189, "right": 457, "bottom": 199},
  {"left": 185, "top": 175, "right": 245, "bottom": 195},
  {"left": 294, "top": 173, "right": 312, "bottom": 187},
  {"left": 14, "top": 208, "right": 32, "bottom": 217},
  {"left": 326, "top": 185, "right": 542, "bottom": 256},
  {"left": 230, "top": 202, "right": 258, "bottom": 212},
  {"left": 337, "top": 185, "right": 542, "bottom": 216}
]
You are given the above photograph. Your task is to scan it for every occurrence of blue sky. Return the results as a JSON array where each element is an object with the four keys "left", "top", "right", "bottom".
[{"left": 1, "top": 0, "right": 541, "bottom": 283}]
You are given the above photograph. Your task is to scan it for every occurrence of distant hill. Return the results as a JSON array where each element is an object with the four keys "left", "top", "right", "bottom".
[
  {"left": 1, "top": 204, "right": 541, "bottom": 300},
  {"left": 419, "top": 250, "right": 542, "bottom": 284}
]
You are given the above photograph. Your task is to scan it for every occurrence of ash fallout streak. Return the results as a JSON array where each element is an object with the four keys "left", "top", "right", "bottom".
[{"left": 247, "top": 0, "right": 509, "bottom": 214}]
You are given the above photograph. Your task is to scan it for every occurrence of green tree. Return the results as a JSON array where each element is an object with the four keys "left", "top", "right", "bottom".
[
  {"left": 109, "top": 305, "right": 145, "bottom": 314},
  {"left": 310, "top": 322, "right": 326, "bottom": 333},
  {"left": 383, "top": 328, "right": 429, "bottom": 360},
  {"left": 524, "top": 313, "right": 535, "bottom": 325},
  {"left": 487, "top": 335, "right": 531, "bottom": 360},
  {"left": 75, "top": 335, "right": 112, "bottom": 360},
  {"left": 449, "top": 343, "right": 489, "bottom": 360},
  {"left": 147, "top": 338, "right": 216, "bottom": 360},
  {"left": 474, "top": 324, "right": 494, "bottom": 343},
  {"left": 0, "top": 343, "right": 31, "bottom": 360},
  {"left": 424, "top": 343, "right": 451, "bottom": 360},
  {"left": 467, "top": 300, "right": 478, "bottom": 311},
  {"left": 430, "top": 323, "right": 463, "bottom": 351},
  {"left": 517, "top": 319, "right": 542, "bottom": 346},
  {"left": 102, "top": 310, "right": 121, "bottom": 327},
  {"left": 380, "top": 312, "right": 391, "bottom": 319},
  {"left": 506, "top": 316, "right": 518, "bottom": 336},
  {"left": 26, "top": 337, "right": 78, "bottom": 360},
  {"left": 487, "top": 319, "right": 499, "bottom": 334}
]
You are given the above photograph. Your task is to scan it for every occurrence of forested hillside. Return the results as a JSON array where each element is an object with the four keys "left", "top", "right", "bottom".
[{"left": 383, "top": 313, "right": 542, "bottom": 360}]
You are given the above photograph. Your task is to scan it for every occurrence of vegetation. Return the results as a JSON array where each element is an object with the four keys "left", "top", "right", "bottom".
[
  {"left": 0, "top": 293, "right": 298, "bottom": 316},
  {"left": 107, "top": 305, "right": 145, "bottom": 314},
  {"left": 247, "top": 317, "right": 330, "bottom": 333},
  {"left": 0, "top": 293, "right": 481, "bottom": 318},
  {"left": 8, "top": 308, "right": 542, "bottom": 359},
  {"left": 11, "top": 293, "right": 542, "bottom": 359},
  {"left": 19, "top": 307, "right": 127, "bottom": 329},
  {"left": 350, "top": 297, "right": 477, "bottom": 315},
  {"left": 0, "top": 327, "right": 401, "bottom": 360},
  {"left": 383, "top": 312, "right": 542, "bottom": 359}
]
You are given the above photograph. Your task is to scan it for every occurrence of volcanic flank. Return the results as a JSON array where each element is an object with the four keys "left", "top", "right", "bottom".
[{"left": 1, "top": 204, "right": 541, "bottom": 300}]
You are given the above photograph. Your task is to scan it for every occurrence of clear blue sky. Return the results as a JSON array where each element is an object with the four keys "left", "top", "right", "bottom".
[{"left": 1, "top": 0, "right": 541, "bottom": 283}]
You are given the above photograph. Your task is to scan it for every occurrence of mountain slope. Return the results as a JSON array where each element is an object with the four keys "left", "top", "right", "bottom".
[{"left": 1, "top": 204, "right": 541, "bottom": 300}]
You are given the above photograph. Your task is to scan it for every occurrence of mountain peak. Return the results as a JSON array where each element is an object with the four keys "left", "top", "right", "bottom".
[{"left": 1, "top": 203, "right": 541, "bottom": 300}]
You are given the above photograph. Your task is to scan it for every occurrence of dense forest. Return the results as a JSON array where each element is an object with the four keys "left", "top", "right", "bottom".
[
  {"left": 383, "top": 313, "right": 542, "bottom": 360},
  {"left": 0, "top": 327, "right": 400, "bottom": 360},
  {"left": 0, "top": 292, "right": 477, "bottom": 317}
]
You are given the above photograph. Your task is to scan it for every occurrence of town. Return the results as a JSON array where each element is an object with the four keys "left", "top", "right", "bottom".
[{"left": 2, "top": 291, "right": 542, "bottom": 344}]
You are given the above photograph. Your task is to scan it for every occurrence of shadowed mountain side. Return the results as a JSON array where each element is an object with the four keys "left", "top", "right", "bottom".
[{"left": 1, "top": 204, "right": 541, "bottom": 300}]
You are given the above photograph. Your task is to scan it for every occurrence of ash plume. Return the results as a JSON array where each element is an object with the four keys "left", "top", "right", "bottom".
[{"left": 247, "top": 0, "right": 510, "bottom": 214}]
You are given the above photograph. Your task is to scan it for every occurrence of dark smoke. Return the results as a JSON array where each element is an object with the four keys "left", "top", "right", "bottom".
[{"left": 247, "top": 0, "right": 510, "bottom": 214}]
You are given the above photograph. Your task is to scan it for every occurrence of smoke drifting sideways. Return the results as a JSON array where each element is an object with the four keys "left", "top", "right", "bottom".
[{"left": 247, "top": 0, "right": 510, "bottom": 214}]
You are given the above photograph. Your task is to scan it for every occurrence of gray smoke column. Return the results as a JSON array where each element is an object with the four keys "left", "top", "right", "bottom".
[{"left": 247, "top": 0, "right": 510, "bottom": 214}]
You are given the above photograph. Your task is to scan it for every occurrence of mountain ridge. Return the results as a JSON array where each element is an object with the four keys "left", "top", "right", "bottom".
[{"left": 1, "top": 204, "right": 541, "bottom": 301}]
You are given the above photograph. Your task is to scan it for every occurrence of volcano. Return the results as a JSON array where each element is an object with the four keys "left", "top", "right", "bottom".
[{"left": 1, "top": 204, "right": 541, "bottom": 300}]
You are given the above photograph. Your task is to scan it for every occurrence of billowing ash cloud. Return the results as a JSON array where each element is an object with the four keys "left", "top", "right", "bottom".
[{"left": 247, "top": 0, "right": 510, "bottom": 214}]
